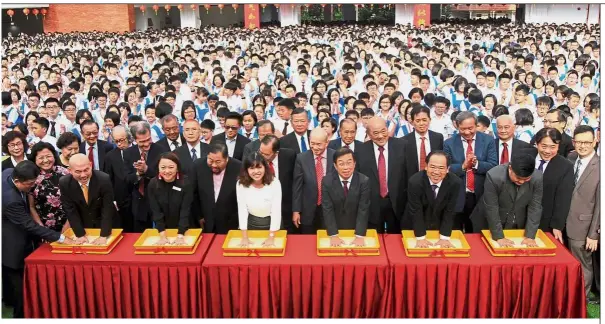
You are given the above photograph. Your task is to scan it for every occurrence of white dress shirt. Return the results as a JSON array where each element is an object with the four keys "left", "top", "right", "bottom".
[
  {"left": 295, "top": 132, "right": 310, "bottom": 152},
  {"left": 168, "top": 136, "right": 183, "bottom": 151},
  {"left": 270, "top": 154, "right": 279, "bottom": 176},
  {"left": 85, "top": 142, "right": 100, "bottom": 170},
  {"left": 341, "top": 140, "right": 355, "bottom": 151},
  {"left": 314, "top": 150, "right": 328, "bottom": 177},
  {"left": 373, "top": 142, "right": 389, "bottom": 186},
  {"left": 461, "top": 135, "right": 478, "bottom": 192},
  {"left": 535, "top": 155, "right": 551, "bottom": 172},
  {"left": 236, "top": 179, "right": 282, "bottom": 232},
  {"left": 574, "top": 151, "right": 595, "bottom": 181},
  {"left": 273, "top": 118, "right": 294, "bottom": 135},
  {"left": 415, "top": 131, "right": 431, "bottom": 168},
  {"left": 187, "top": 142, "right": 203, "bottom": 160},
  {"left": 498, "top": 138, "right": 513, "bottom": 164},
  {"left": 225, "top": 135, "right": 237, "bottom": 158}
]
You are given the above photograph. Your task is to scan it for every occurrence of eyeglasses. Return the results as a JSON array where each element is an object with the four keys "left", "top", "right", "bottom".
[
  {"left": 573, "top": 140, "right": 594, "bottom": 146},
  {"left": 8, "top": 142, "right": 23, "bottom": 149},
  {"left": 224, "top": 126, "right": 239, "bottom": 131},
  {"left": 114, "top": 138, "right": 128, "bottom": 144}
]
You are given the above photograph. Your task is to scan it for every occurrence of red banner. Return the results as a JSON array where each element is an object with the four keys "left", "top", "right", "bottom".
[
  {"left": 413, "top": 4, "right": 430, "bottom": 28},
  {"left": 244, "top": 4, "right": 260, "bottom": 30}
]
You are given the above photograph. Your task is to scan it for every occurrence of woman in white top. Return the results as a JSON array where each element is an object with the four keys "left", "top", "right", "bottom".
[{"left": 236, "top": 152, "right": 282, "bottom": 247}]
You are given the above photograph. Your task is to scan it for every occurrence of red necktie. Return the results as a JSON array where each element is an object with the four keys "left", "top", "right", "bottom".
[
  {"left": 342, "top": 180, "right": 349, "bottom": 198},
  {"left": 88, "top": 145, "right": 95, "bottom": 169},
  {"left": 378, "top": 146, "right": 388, "bottom": 197},
  {"left": 466, "top": 139, "right": 475, "bottom": 192},
  {"left": 315, "top": 155, "right": 324, "bottom": 205},
  {"left": 138, "top": 151, "right": 147, "bottom": 196},
  {"left": 500, "top": 142, "right": 509, "bottom": 164},
  {"left": 269, "top": 161, "right": 275, "bottom": 175},
  {"left": 419, "top": 136, "right": 427, "bottom": 171}
]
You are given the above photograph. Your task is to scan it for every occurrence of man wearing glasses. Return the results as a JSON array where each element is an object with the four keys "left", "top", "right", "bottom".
[
  {"left": 43, "top": 98, "right": 63, "bottom": 139},
  {"left": 534, "top": 109, "right": 574, "bottom": 157},
  {"left": 210, "top": 112, "right": 250, "bottom": 161}
]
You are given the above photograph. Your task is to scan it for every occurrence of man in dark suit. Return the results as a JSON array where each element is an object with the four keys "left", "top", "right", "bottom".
[
  {"left": 79, "top": 119, "right": 113, "bottom": 171},
  {"left": 322, "top": 148, "right": 370, "bottom": 247},
  {"left": 327, "top": 118, "right": 363, "bottom": 152},
  {"left": 156, "top": 114, "right": 185, "bottom": 151},
  {"left": 402, "top": 104, "right": 444, "bottom": 189},
  {"left": 103, "top": 126, "right": 133, "bottom": 231},
  {"left": 258, "top": 135, "right": 297, "bottom": 233},
  {"left": 2, "top": 161, "right": 74, "bottom": 318},
  {"left": 355, "top": 117, "right": 408, "bottom": 234},
  {"left": 210, "top": 111, "right": 250, "bottom": 161},
  {"left": 443, "top": 111, "right": 498, "bottom": 233},
  {"left": 494, "top": 115, "right": 532, "bottom": 165},
  {"left": 292, "top": 128, "right": 335, "bottom": 234},
  {"left": 470, "top": 153, "right": 543, "bottom": 247},
  {"left": 174, "top": 119, "right": 210, "bottom": 175},
  {"left": 123, "top": 121, "right": 169, "bottom": 232},
  {"left": 59, "top": 154, "right": 115, "bottom": 244},
  {"left": 405, "top": 151, "right": 461, "bottom": 248},
  {"left": 191, "top": 143, "right": 241, "bottom": 233},
  {"left": 242, "top": 120, "right": 275, "bottom": 160},
  {"left": 531, "top": 109, "right": 574, "bottom": 157},
  {"left": 280, "top": 108, "right": 311, "bottom": 154},
  {"left": 524, "top": 127, "right": 574, "bottom": 244}
]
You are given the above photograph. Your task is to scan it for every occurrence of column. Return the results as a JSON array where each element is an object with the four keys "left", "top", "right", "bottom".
[
  {"left": 180, "top": 5, "right": 200, "bottom": 28},
  {"left": 342, "top": 4, "right": 357, "bottom": 22},
  {"left": 323, "top": 4, "right": 332, "bottom": 22},
  {"left": 394, "top": 4, "right": 414, "bottom": 25}
]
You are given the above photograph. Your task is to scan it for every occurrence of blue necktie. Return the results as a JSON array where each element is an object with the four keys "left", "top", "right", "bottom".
[
  {"left": 191, "top": 148, "right": 197, "bottom": 161},
  {"left": 538, "top": 159, "right": 546, "bottom": 171},
  {"left": 300, "top": 136, "right": 308, "bottom": 152}
]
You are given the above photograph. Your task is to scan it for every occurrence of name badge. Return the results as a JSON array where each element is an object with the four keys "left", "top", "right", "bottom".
[{"left": 172, "top": 186, "right": 181, "bottom": 191}]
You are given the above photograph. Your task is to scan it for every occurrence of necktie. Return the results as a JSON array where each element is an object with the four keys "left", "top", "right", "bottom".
[
  {"left": 315, "top": 155, "right": 324, "bottom": 205},
  {"left": 50, "top": 121, "right": 56, "bottom": 137},
  {"left": 343, "top": 180, "right": 349, "bottom": 198},
  {"left": 191, "top": 148, "right": 197, "bottom": 161},
  {"left": 431, "top": 184, "right": 438, "bottom": 199},
  {"left": 465, "top": 139, "right": 475, "bottom": 192},
  {"left": 345, "top": 144, "right": 350, "bottom": 149},
  {"left": 419, "top": 136, "right": 427, "bottom": 171},
  {"left": 138, "top": 151, "right": 147, "bottom": 196},
  {"left": 574, "top": 159, "right": 582, "bottom": 184},
  {"left": 500, "top": 142, "right": 509, "bottom": 164},
  {"left": 378, "top": 146, "right": 388, "bottom": 197},
  {"left": 300, "top": 136, "right": 308, "bottom": 152},
  {"left": 172, "top": 140, "right": 180, "bottom": 150},
  {"left": 81, "top": 184, "right": 89, "bottom": 204},
  {"left": 246, "top": 132, "right": 251, "bottom": 139},
  {"left": 538, "top": 159, "right": 546, "bottom": 171},
  {"left": 282, "top": 121, "right": 289, "bottom": 136},
  {"left": 302, "top": 83, "right": 306, "bottom": 93},
  {"left": 269, "top": 161, "right": 275, "bottom": 175},
  {"left": 88, "top": 145, "right": 95, "bottom": 169}
]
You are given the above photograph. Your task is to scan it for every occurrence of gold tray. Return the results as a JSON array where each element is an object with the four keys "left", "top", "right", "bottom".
[
  {"left": 316, "top": 229, "right": 380, "bottom": 256},
  {"left": 401, "top": 230, "right": 471, "bottom": 258},
  {"left": 50, "top": 228, "right": 123, "bottom": 254},
  {"left": 222, "top": 230, "right": 287, "bottom": 257},
  {"left": 481, "top": 229, "right": 557, "bottom": 257},
  {"left": 133, "top": 229, "right": 203, "bottom": 254}
]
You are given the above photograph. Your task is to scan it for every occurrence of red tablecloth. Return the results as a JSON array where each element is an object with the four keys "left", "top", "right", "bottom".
[
  {"left": 384, "top": 233, "right": 586, "bottom": 318},
  {"left": 23, "top": 233, "right": 214, "bottom": 318},
  {"left": 201, "top": 234, "right": 392, "bottom": 318}
]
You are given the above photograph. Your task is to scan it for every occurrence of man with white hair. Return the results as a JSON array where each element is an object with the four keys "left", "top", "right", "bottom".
[
  {"left": 494, "top": 115, "right": 532, "bottom": 165},
  {"left": 103, "top": 125, "right": 134, "bottom": 231}
]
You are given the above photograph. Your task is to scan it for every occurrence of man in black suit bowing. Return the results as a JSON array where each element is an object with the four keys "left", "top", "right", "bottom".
[
  {"left": 59, "top": 154, "right": 115, "bottom": 244},
  {"left": 242, "top": 120, "right": 275, "bottom": 159},
  {"left": 494, "top": 115, "right": 532, "bottom": 164},
  {"left": 78, "top": 119, "right": 113, "bottom": 171},
  {"left": 210, "top": 112, "right": 250, "bottom": 161},
  {"left": 102, "top": 126, "right": 133, "bottom": 231},
  {"left": 328, "top": 118, "right": 363, "bottom": 152},
  {"left": 292, "top": 128, "right": 335, "bottom": 234},
  {"left": 355, "top": 117, "right": 407, "bottom": 234},
  {"left": 322, "top": 148, "right": 370, "bottom": 247},
  {"left": 405, "top": 151, "right": 461, "bottom": 248},
  {"left": 258, "top": 135, "right": 297, "bottom": 233},
  {"left": 280, "top": 108, "right": 311, "bottom": 154},
  {"left": 156, "top": 114, "right": 185, "bottom": 152},
  {"left": 191, "top": 143, "right": 241, "bottom": 234},
  {"left": 174, "top": 119, "right": 210, "bottom": 175},
  {"left": 123, "top": 122, "right": 169, "bottom": 232}
]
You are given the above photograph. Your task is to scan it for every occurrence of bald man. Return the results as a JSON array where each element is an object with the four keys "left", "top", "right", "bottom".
[
  {"left": 59, "top": 154, "right": 115, "bottom": 244},
  {"left": 495, "top": 115, "right": 532, "bottom": 165},
  {"left": 292, "top": 128, "right": 336, "bottom": 234},
  {"left": 355, "top": 117, "right": 408, "bottom": 233}
]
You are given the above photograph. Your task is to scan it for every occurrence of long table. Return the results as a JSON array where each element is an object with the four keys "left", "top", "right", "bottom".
[{"left": 23, "top": 233, "right": 214, "bottom": 318}]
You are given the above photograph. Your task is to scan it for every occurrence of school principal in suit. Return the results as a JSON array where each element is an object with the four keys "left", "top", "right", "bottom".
[
  {"left": 59, "top": 170, "right": 115, "bottom": 238},
  {"left": 322, "top": 170, "right": 371, "bottom": 236}
]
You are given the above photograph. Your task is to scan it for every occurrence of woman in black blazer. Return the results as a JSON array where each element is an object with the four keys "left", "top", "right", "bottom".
[
  {"left": 148, "top": 152, "right": 193, "bottom": 245},
  {"left": 2, "top": 131, "right": 28, "bottom": 171}
]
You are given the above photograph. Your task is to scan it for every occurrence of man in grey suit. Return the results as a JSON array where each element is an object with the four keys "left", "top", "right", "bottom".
[
  {"left": 292, "top": 128, "right": 335, "bottom": 234},
  {"left": 470, "top": 153, "right": 543, "bottom": 247},
  {"left": 566, "top": 125, "right": 600, "bottom": 302},
  {"left": 242, "top": 120, "right": 275, "bottom": 159},
  {"left": 322, "top": 148, "right": 370, "bottom": 247}
]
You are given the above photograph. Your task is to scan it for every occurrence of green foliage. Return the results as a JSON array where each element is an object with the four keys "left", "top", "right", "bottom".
[{"left": 357, "top": 5, "right": 395, "bottom": 24}]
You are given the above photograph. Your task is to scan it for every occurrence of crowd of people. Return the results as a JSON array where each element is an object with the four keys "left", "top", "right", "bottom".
[{"left": 1, "top": 21, "right": 601, "bottom": 317}]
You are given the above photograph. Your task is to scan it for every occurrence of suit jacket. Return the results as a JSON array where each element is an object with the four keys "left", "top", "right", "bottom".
[
  {"left": 157, "top": 134, "right": 186, "bottom": 152},
  {"left": 242, "top": 140, "right": 261, "bottom": 160},
  {"left": 404, "top": 171, "right": 461, "bottom": 237},
  {"left": 355, "top": 138, "right": 408, "bottom": 225},
  {"left": 2, "top": 157, "right": 16, "bottom": 171},
  {"left": 327, "top": 139, "right": 363, "bottom": 152},
  {"left": 102, "top": 148, "right": 132, "bottom": 206},
  {"left": 148, "top": 176, "right": 193, "bottom": 235},
  {"left": 402, "top": 131, "right": 444, "bottom": 183},
  {"left": 2, "top": 169, "right": 61, "bottom": 269},
  {"left": 494, "top": 138, "right": 532, "bottom": 164},
  {"left": 174, "top": 142, "right": 210, "bottom": 175},
  {"left": 59, "top": 170, "right": 115, "bottom": 238},
  {"left": 443, "top": 132, "right": 498, "bottom": 211},
  {"left": 280, "top": 130, "right": 311, "bottom": 154},
  {"left": 566, "top": 153, "right": 600, "bottom": 241},
  {"left": 79, "top": 139, "right": 113, "bottom": 170},
  {"left": 523, "top": 148, "right": 574, "bottom": 232},
  {"left": 210, "top": 133, "right": 251, "bottom": 161},
  {"left": 470, "top": 164, "right": 543, "bottom": 240},
  {"left": 191, "top": 158, "right": 242, "bottom": 234},
  {"left": 276, "top": 148, "right": 296, "bottom": 225},
  {"left": 530, "top": 132, "right": 574, "bottom": 157},
  {"left": 322, "top": 171, "right": 371, "bottom": 236},
  {"left": 292, "top": 149, "right": 335, "bottom": 225}
]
